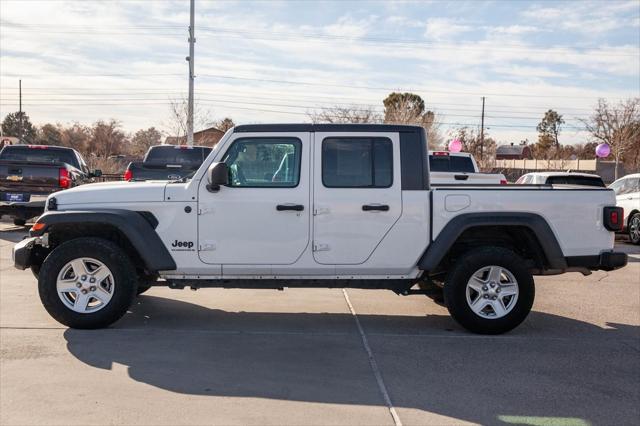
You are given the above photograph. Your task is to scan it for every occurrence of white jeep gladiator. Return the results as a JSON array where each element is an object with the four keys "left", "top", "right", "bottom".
[{"left": 12, "top": 124, "right": 628, "bottom": 334}]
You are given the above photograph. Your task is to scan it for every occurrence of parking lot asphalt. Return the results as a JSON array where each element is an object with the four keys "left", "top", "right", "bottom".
[{"left": 0, "top": 221, "right": 638, "bottom": 426}]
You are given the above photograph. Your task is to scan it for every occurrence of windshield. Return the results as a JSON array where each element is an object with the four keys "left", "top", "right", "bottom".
[
  {"left": 0, "top": 145, "right": 79, "bottom": 168},
  {"left": 144, "top": 146, "right": 212, "bottom": 166}
]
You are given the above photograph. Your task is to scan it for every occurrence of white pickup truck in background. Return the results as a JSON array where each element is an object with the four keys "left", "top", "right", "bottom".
[
  {"left": 429, "top": 152, "right": 507, "bottom": 185},
  {"left": 13, "top": 124, "right": 627, "bottom": 335}
]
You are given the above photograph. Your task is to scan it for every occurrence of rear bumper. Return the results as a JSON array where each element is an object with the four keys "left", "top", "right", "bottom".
[
  {"left": 12, "top": 237, "right": 37, "bottom": 270},
  {"left": 566, "top": 251, "right": 628, "bottom": 272},
  {"left": 0, "top": 195, "right": 47, "bottom": 218}
]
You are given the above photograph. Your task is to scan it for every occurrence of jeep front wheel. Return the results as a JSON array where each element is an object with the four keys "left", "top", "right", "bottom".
[
  {"left": 443, "top": 247, "right": 535, "bottom": 334},
  {"left": 38, "top": 237, "right": 137, "bottom": 329}
]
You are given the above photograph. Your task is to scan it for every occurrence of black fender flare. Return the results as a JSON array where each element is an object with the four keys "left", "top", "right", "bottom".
[
  {"left": 31, "top": 209, "right": 176, "bottom": 272},
  {"left": 418, "top": 212, "right": 567, "bottom": 271}
]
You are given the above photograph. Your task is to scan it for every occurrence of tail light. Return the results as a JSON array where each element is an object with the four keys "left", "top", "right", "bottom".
[
  {"left": 500, "top": 179, "right": 508, "bottom": 185},
  {"left": 603, "top": 206, "right": 623, "bottom": 232},
  {"left": 58, "top": 168, "right": 71, "bottom": 189},
  {"left": 123, "top": 169, "right": 133, "bottom": 181}
]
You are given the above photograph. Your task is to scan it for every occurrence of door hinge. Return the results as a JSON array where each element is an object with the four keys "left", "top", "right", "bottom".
[
  {"left": 199, "top": 241, "right": 216, "bottom": 251},
  {"left": 198, "top": 207, "right": 214, "bottom": 215},
  {"left": 313, "top": 206, "right": 330, "bottom": 216},
  {"left": 313, "top": 242, "right": 330, "bottom": 252}
]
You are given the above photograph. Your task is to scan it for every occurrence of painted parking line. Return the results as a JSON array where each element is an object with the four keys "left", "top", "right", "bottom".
[{"left": 342, "top": 289, "right": 403, "bottom": 426}]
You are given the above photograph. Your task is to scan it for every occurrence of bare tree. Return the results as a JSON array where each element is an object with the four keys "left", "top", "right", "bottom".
[
  {"left": 307, "top": 105, "right": 381, "bottom": 124},
  {"left": 211, "top": 117, "right": 235, "bottom": 132},
  {"left": 130, "top": 127, "right": 162, "bottom": 157},
  {"left": 382, "top": 92, "right": 444, "bottom": 150},
  {"left": 580, "top": 98, "right": 640, "bottom": 179},
  {"left": 88, "top": 119, "right": 128, "bottom": 159},
  {"left": 165, "top": 96, "right": 214, "bottom": 138},
  {"left": 448, "top": 127, "right": 497, "bottom": 169}
]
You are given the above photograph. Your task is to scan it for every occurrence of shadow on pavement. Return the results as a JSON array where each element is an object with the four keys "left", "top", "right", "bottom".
[
  {"left": 64, "top": 295, "right": 640, "bottom": 425},
  {"left": 0, "top": 227, "right": 29, "bottom": 243}
]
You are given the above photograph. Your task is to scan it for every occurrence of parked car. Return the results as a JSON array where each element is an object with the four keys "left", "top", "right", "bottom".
[
  {"left": 124, "top": 145, "right": 212, "bottom": 182},
  {"left": 515, "top": 172, "right": 605, "bottom": 187},
  {"left": 429, "top": 152, "right": 507, "bottom": 184},
  {"left": 609, "top": 173, "right": 640, "bottom": 244},
  {"left": 0, "top": 144, "right": 99, "bottom": 226},
  {"left": 14, "top": 124, "right": 626, "bottom": 334}
]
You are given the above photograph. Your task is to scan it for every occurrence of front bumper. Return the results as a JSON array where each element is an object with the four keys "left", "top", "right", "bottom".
[
  {"left": 566, "top": 251, "right": 628, "bottom": 272},
  {"left": 12, "top": 237, "right": 37, "bottom": 270}
]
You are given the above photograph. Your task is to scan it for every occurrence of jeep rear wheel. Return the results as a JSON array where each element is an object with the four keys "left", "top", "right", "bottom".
[
  {"left": 38, "top": 237, "right": 137, "bottom": 329},
  {"left": 443, "top": 247, "right": 535, "bottom": 334}
]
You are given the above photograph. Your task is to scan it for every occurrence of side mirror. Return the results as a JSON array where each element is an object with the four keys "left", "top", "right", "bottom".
[
  {"left": 91, "top": 169, "right": 102, "bottom": 178},
  {"left": 206, "top": 162, "right": 229, "bottom": 192}
]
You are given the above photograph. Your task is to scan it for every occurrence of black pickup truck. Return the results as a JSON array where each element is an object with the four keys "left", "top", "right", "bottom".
[
  {"left": 0, "top": 145, "right": 100, "bottom": 226},
  {"left": 124, "top": 145, "right": 212, "bottom": 181}
]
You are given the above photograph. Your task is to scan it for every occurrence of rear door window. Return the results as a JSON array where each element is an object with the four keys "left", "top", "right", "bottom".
[{"left": 322, "top": 137, "right": 392, "bottom": 188}]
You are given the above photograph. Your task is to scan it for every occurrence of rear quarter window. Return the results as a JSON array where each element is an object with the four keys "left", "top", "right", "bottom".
[
  {"left": 428, "top": 155, "right": 475, "bottom": 173},
  {"left": 0, "top": 146, "right": 79, "bottom": 168},
  {"left": 546, "top": 176, "right": 605, "bottom": 187},
  {"left": 144, "top": 146, "right": 212, "bottom": 165}
]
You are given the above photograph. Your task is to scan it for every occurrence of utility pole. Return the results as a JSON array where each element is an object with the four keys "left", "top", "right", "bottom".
[
  {"left": 479, "top": 96, "right": 485, "bottom": 161},
  {"left": 18, "top": 80, "right": 23, "bottom": 142},
  {"left": 186, "top": 0, "right": 195, "bottom": 146}
]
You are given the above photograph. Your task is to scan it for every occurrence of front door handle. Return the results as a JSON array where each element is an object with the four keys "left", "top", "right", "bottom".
[
  {"left": 362, "top": 204, "right": 390, "bottom": 212},
  {"left": 454, "top": 174, "right": 469, "bottom": 180},
  {"left": 277, "top": 204, "right": 304, "bottom": 211}
]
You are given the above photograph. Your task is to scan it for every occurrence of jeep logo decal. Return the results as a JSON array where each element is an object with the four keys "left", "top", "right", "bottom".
[{"left": 171, "top": 240, "right": 194, "bottom": 251}]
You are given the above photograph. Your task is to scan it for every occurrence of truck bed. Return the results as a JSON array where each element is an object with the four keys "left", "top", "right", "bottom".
[{"left": 431, "top": 185, "right": 615, "bottom": 257}]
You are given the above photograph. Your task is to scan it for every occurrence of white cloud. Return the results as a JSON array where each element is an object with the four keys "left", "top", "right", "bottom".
[{"left": 424, "top": 18, "right": 472, "bottom": 41}]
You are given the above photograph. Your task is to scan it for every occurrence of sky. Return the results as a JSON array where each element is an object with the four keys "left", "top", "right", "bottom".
[{"left": 1, "top": 0, "right": 639, "bottom": 145}]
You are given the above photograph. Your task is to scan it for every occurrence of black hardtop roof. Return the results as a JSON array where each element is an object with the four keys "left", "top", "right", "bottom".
[{"left": 233, "top": 123, "right": 424, "bottom": 133}]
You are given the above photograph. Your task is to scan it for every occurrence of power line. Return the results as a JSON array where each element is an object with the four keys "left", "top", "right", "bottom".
[{"left": 3, "top": 22, "right": 638, "bottom": 57}]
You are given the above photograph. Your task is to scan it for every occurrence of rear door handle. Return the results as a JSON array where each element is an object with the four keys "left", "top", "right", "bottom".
[
  {"left": 276, "top": 204, "right": 304, "bottom": 211},
  {"left": 454, "top": 174, "right": 469, "bottom": 180},
  {"left": 362, "top": 204, "right": 390, "bottom": 212}
]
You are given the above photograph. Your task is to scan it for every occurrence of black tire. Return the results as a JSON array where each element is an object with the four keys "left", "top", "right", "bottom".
[
  {"left": 628, "top": 212, "right": 640, "bottom": 245},
  {"left": 443, "top": 247, "right": 535, "bottom": 335},
  {"left": 13, "top": 218, "right": 26, "bottom": 226},
  {"left": 38, "top": 237, "right": 137, "bottom": 329}
]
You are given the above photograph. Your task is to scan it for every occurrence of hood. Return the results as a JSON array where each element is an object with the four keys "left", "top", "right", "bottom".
[{"left": 52, "top": 181, "right": 167, "bottom": 206}]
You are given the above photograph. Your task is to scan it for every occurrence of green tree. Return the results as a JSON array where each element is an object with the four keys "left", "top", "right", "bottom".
[
  {"left": 130, "top": 127, "right": 162, "bottom": 157},
  {"left": 1, "top": 111, "right": 37, "bottom": 142},
  {"left": 536, "top": 109, "right": 564, "bottom": 150},
  {"left": 36, "top": 123, "right": 62, "bottom": 145}
]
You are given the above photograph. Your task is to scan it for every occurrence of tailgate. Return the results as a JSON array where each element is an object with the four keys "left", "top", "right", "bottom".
[{"left": 0, "top": 160, "right": 61, "bottom": 194}]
